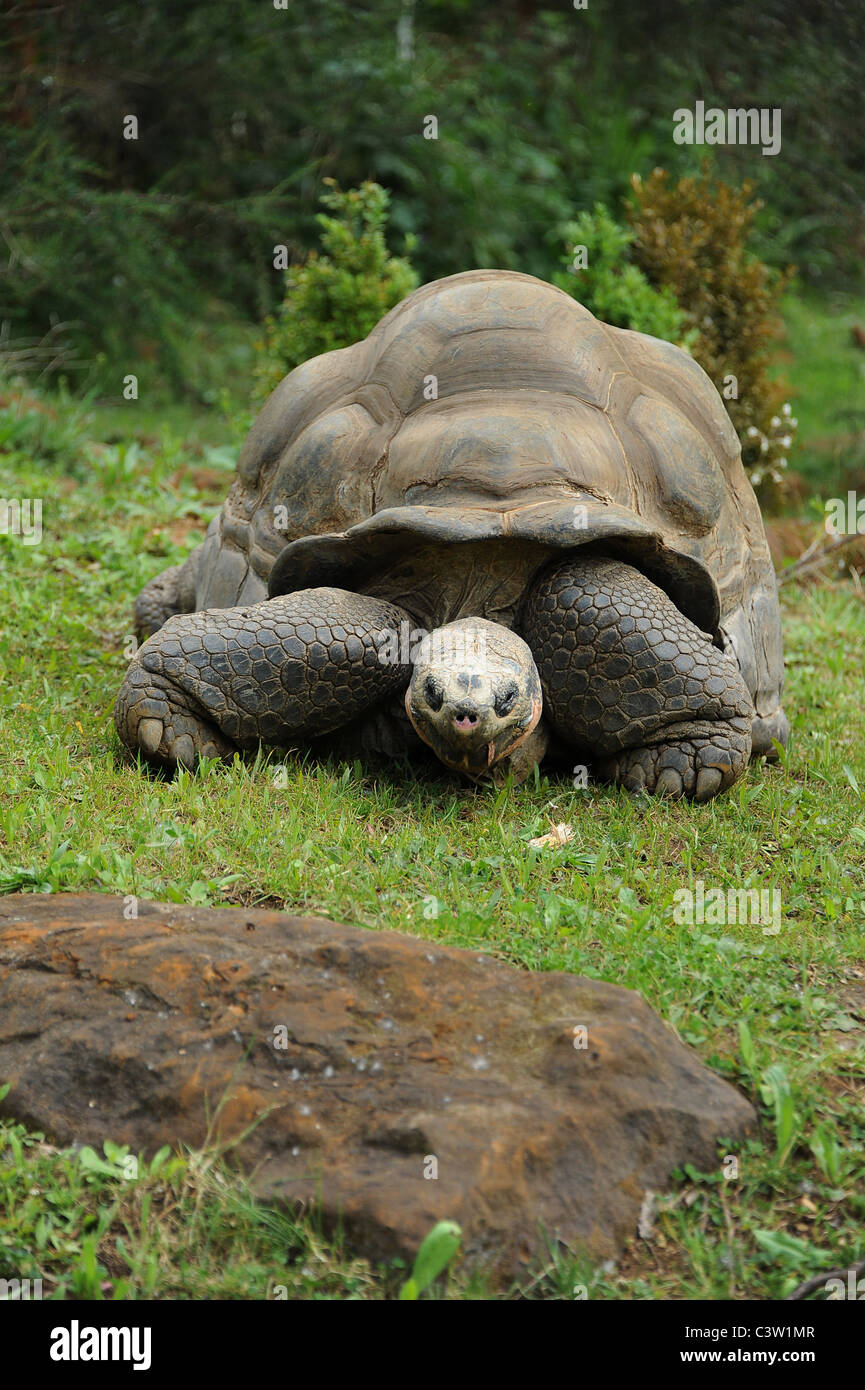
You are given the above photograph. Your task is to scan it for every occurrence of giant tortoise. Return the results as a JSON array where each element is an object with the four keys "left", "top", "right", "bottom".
[{"left": 114, "top": 270, "right": 788, "bottom": 799}]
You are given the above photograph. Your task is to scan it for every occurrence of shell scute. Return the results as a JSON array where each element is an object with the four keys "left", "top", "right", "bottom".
[{"left": 625, "top": 393, "right": 726, "bottom": 535}]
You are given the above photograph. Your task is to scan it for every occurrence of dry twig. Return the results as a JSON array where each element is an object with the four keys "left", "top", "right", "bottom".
[
  {"left": 786, "top": 1255, "right": 865, "bottom": 1302},
  {"left": 776, "top": 533, "right": 861, "bottom": 586}
]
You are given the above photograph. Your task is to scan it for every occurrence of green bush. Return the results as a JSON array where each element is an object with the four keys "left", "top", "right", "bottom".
[
  {"left": 551, "top": 179, "right": 797, "bottom": 509},
  {"left": 253, "top": 182, "right": 418, "bottom": 398},
  {"left": 629, "top": 169, "right": 796, "bottom": 507},
  {"left": 552, "top": 204, "right": 691, "bottom": 344},
  {"left": 1, "top": 122, "right": 284, "bottom": 396}
]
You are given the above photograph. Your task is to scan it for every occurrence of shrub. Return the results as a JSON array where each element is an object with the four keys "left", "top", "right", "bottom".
[
  {"left": 253, "top": 181, "right": 419, "bottom": 399},
  {"left": 628, "top": 168, "right": 796, "bottom": 507},
  {"left": 553, "top": 204, "right": 691, "bottom": 346}
]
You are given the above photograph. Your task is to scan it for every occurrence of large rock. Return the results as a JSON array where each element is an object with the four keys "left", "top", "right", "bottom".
[{"left": 0, "top": 893, "right": 753, "bottom": 1278}]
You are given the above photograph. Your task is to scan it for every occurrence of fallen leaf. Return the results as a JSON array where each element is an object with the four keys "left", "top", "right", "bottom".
[{"left": 529, "top": 822, "right": 574, "bottom": 849}]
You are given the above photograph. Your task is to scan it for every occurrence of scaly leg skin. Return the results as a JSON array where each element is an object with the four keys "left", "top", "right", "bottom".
[
  {"left": 115, "top": 587, "right": 412, "bottom": 771},
  {"left": 134, "top": 563, "right": 188, "bottom": 639},
  {"left": 521, "top": 556, "right": 753, "bottom": 802}
]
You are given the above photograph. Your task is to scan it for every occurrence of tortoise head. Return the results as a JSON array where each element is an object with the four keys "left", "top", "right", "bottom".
[{"left": 405, "top": 618, "right": 542, "bottom": 781}]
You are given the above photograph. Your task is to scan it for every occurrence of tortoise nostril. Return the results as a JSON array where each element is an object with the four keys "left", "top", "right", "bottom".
[{"left": 452, "top": 707, "right": 479, "bottom": 729}]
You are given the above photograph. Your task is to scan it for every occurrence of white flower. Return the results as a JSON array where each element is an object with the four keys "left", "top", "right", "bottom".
[
  {"left": 782, "top": 402, "right": 792, "bottom": 416},
  {"left": 790, "top": 417, "right": 798, "bottom": 428},
  {"left": 780, "top": 435, "right": 792, "bottom": 448},
  {"left": 770, "top": 416, "right": 781, "bottom": 428},
  {"left": 761, "top": 438, "right": 769, "bottom": 453},
  {"left": 752, "top": 470, "right": 763, "bottom": 485},
  {"left": 746, "top": 426, "right": 760, "bottom": 438}
]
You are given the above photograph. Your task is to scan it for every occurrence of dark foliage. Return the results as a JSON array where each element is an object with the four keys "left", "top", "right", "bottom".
[{"left": 1, "top": 0, "right": 861, "bottom": 389}]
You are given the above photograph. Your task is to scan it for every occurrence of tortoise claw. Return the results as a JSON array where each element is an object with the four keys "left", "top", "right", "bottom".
[
  {"left": 171, "top": 733, "right": 196, "bottom": 768},
  {"left": 695, "top": 765, "right": 724, "bottom": 802},
  {"left": 137, "top": 718, "right": 164, "bottom": 756}
]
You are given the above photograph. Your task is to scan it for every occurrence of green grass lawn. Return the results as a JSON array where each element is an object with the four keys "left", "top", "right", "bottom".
[
  {"left": 779, "top": 290, "right": 865, "bottom": 496},
  {"left": 1, "top": 389, "right": 864, "bottom": 1300}
]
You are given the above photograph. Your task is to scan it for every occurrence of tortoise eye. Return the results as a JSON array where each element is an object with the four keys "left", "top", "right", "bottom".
[
  {"left": 424, "top": 677, "right": 444, "bottom": 711},
  {"left": 494, "top": 683, "right": 518, "bottom": 717}
]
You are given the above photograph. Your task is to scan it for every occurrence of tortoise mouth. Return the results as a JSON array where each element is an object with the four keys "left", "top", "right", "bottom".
[{"left": 267, "top": 499, "right": 721, "bottom": 639}]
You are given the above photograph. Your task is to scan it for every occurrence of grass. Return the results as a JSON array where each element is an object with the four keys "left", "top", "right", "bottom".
[
  {"left": 0, "top": 380, "right": 864, "bottom": 1301},
  {"left": 779, "top": 289, "right": 865, "bottom": 496}
]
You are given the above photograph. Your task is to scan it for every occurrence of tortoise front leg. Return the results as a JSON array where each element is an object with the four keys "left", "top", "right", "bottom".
[
  {"left": 114, "top": 588, "right": 412, "bottom": 771},
  {"left": 521, "top": 556, "right": 753, "bottom": 801}
]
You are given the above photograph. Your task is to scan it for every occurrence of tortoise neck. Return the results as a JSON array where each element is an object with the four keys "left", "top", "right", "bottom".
[{"left": 358, "top": 540, "right": 550, "bottom": 633}]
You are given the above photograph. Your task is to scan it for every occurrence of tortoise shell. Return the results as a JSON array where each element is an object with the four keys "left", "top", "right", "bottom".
[{"left": 192, "top": 270, "right": 784, "bottom": 724}]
